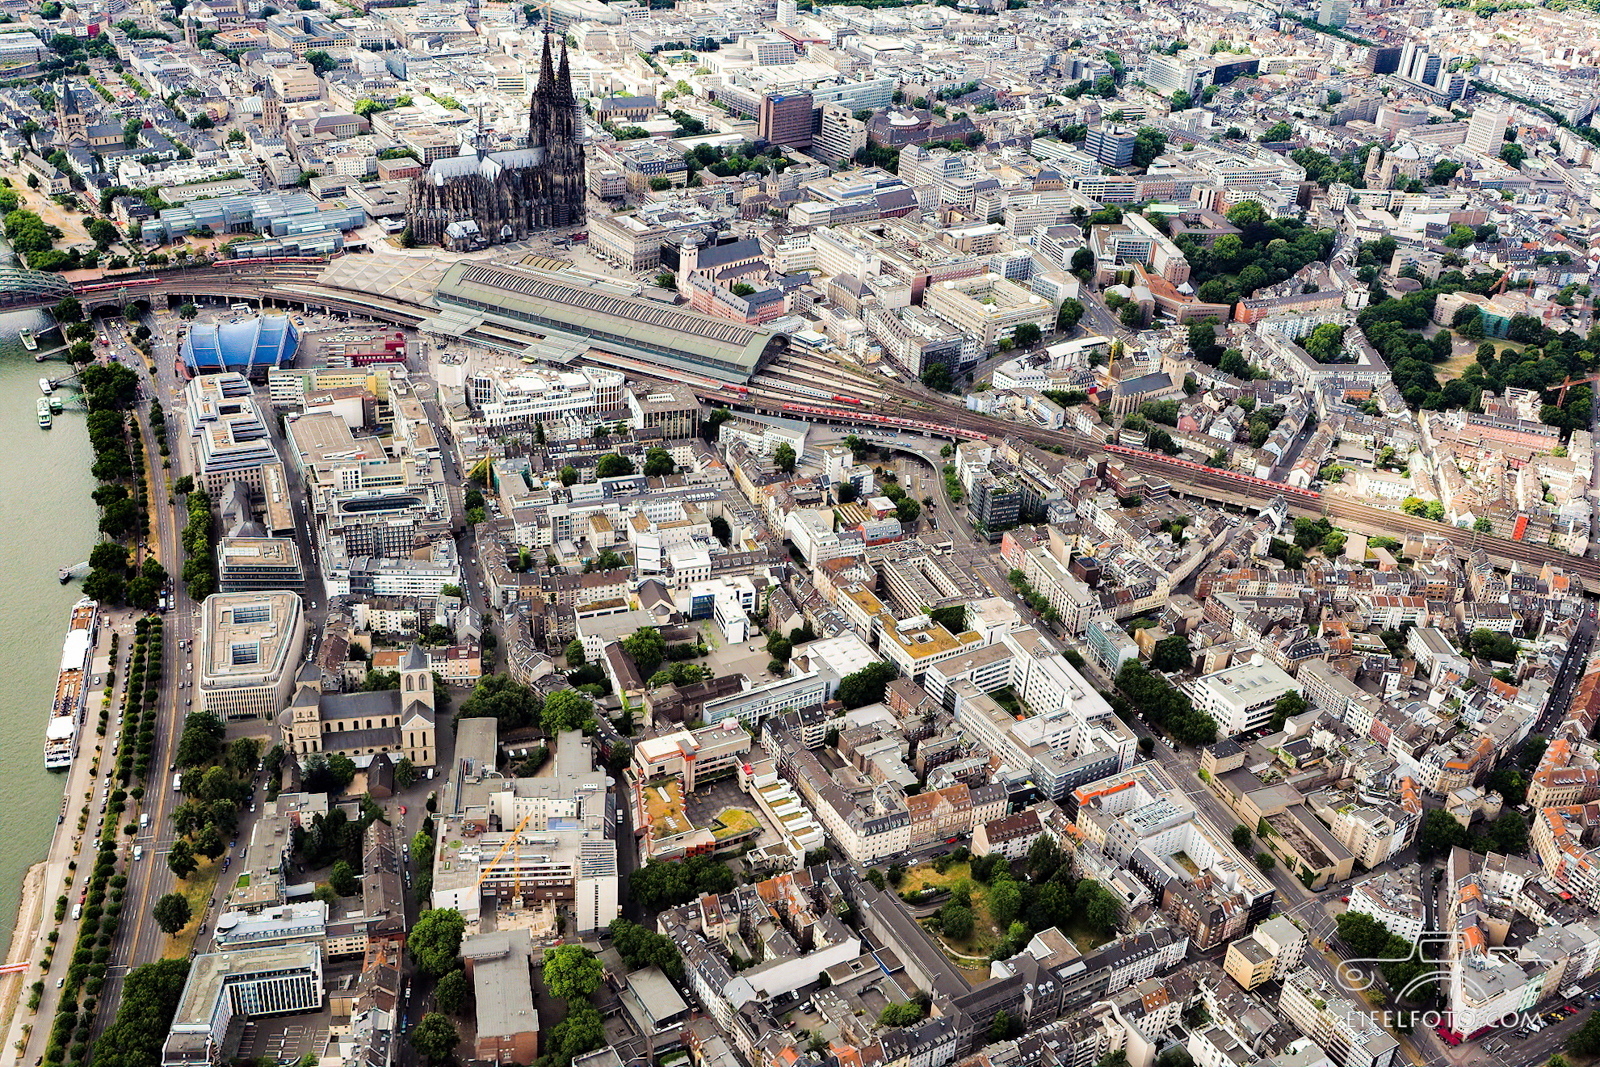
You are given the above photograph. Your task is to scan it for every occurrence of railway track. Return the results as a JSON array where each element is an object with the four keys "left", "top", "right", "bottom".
[{"left": 63, "top": 264, "right": 1600, "bottom": 585}]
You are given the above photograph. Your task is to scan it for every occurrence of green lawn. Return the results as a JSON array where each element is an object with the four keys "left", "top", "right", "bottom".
[
  {"left": 163, "top": 856, "right": 221, "bottom": 960},
  {"left": 904, "top": 862, "right": 1005, "bottom": 962}
]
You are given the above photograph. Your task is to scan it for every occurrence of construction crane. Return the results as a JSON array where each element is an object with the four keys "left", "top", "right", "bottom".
[
  {"left": 476, "top": 807, "right": 538, "bottom": 901},
  {"left": 1555, "top": 372, "right": 1600, "bottom": 406},
  {"left": 1492, "top": 269, "right": 1512, "bottom": 296}
]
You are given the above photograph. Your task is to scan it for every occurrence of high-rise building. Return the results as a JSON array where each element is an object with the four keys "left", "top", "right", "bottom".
[
  {"left": 1366, "top": 46, "right": 1402, "bottom": 75},
  {"left": 1143, "top": 53, "right": 1207, "bottom": 97},
  {"left": 814, "top": 102, "right": 867, "bottom": 164},
  {"left": 1317, "top": 0, "right": 1351, "bottom": 27},
  {"left": 1465, "top": 107, "right": 1509, "bottom": 157},
  {"left": 1399, "top": 43, "right": 1442, "bottom": 88},
  {"left": 757, "top": 91, "right": 814, "bottom": 148},
  {"left": 1085, "top": 126, "right": 1137, "bottom": 167}
]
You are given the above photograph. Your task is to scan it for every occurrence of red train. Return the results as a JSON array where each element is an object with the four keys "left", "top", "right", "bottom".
[
  {"left": 779, "top": 402, "right": 987, "bottom": 440},
  {"left": 75, "top": 257, "right": 334, "bottom": 295},
  {"left": 831, "top": 395, "right": 862, "bottom": 405},
  {"left": 1104, "top": 443, "right": 1321, "bottom": 502}
]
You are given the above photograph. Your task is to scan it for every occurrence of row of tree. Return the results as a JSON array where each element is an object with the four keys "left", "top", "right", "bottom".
[
  {"left": 179, "top": 489, "right": 216, "bottom": 601},
  {"left": 629, "top": 853, "right": 737, "bottom": 912},
  {"left": 1115, "top": 661, "right": 1219, "bottom": 746}
]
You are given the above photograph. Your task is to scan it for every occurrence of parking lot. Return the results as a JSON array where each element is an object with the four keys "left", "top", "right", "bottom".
[{"left": 236, "top": 1011, "right": 331, "bottom": 1064}]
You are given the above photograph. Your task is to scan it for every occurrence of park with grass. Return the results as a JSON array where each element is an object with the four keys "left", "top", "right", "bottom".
[{"left": 879, "top": 840, "right": 1124, "bottom": 983}]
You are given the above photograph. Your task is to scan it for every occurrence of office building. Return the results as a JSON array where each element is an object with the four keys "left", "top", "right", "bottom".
[
  {"left": 625, "top": 382, "right": 700, "bottom": 440},
  {"left": 464, "top": 364, "right": 626, "bottom": 431},
  {"left": 162, "top": 944, "right": 323, "bottom": 1066},
  {"left": 198, "top": 592, "right": 307, "bottom": 721},
  {"left": 1317, "top": 0, "right": 1351, "bottom": 26},
  {"left": 758, "top": 92, "right": 814, "bottom": 149},
  {"left": 1085, "top": 126, "right": 1137, "bottom": 168},
  {"left": 633, "top": 721, "right": 752, "bottom": 792},
  {"left": 1188, "top": 659, "right": 1300, "bottom": 736},
  {"left": 218, "top": 538, "right": 306, "bottom": 593},
  {"left": 700, "top": 670, "right": 830, "bottom": 730},
  {"left": 1142, "top": 54, "right": 1207, "bottom": 97},
  {"left": 463, "top": 929, "right": 540, "bottom": 1064},
  {"left": 814, "top": 102, "right": 868, "bottom": 165},
  {"left": 185, "top": 373, "right": 283, "bottom": 498},
  {"left": 1465, "top": 108, "right": 1509, "bottom": 157}
]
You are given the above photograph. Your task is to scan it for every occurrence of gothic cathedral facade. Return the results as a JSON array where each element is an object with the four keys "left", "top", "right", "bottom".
[{"left": 404, "top": 35, "right": 585, "bottom": 248}]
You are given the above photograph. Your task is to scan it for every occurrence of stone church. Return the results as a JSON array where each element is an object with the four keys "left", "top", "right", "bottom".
[
  {"left": 404, "top": 34, "right": 585, "bottom": 249},
  {"left": 281, "top": 645, "right": 437, "bottom": 766}
]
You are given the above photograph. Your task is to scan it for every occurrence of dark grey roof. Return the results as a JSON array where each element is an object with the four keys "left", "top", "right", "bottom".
[
  {"left": 333, "top": 725, "right": 403, "bottom": 750},
  {"left": 695, "top": 238, "right": 763, "bottom": 271},
  {"left": 1120, "top": 372, "right": 1174, "bottom": 395},
  {"left": 320, "top": 689, "right": 404, "bottom": 721}
]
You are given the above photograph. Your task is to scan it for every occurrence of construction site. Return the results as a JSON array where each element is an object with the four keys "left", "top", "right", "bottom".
[{"left": 426, "top": 719, "right": 621, "bottom": 934}]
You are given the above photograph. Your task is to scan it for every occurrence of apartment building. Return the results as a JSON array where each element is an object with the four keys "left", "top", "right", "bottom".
[
  {"left": 762, "top": 715, "right": 910, "bottom": 866},
  {"left": 1222, "top": 915, "right": 1306, "bottom": 991},
  {"left": 1279, "top": 967, "right": 1399, "bottom": 1067},
  {"left": 1072, "top": 764, "right": 1274, "bottom": 950}
]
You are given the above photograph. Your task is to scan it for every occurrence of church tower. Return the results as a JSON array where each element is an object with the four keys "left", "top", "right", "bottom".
[
  {"left": 1363, "top": 145, "right": 1384, "bottom": 189},
  {"left": 545, "top": 38, "right": 585, "bottom": 227},
  {"left": 398, "top": 645, "right": 436, "bottom": 765},
  {"left": 56, "top": 80, "right": 86, "bottom": 146},
  {"left": 262, "top": 82, "right": 283, "bottom": 135}
]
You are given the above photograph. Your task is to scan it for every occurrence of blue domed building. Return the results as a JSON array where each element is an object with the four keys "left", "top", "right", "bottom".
[{"left": 181, "top": 315, "right": 300, "bottom": 380}]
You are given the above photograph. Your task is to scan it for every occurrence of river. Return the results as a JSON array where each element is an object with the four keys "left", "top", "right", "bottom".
[{"left": 0, "top": 308, "right": 100, "bottom": 951}]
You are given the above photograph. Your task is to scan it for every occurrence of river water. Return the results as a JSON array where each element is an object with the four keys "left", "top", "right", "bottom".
[{"left": 0, "top": 308, "right": 100, "bottom": 950}]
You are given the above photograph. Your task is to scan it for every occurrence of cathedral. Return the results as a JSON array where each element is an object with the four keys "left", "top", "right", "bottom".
[{"left": 404, "top": 35, "right": 585, "bottom": 249}]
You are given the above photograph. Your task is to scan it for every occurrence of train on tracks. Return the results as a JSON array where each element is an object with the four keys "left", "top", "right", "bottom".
[
  {"left": 779, "top": 402, "right": 988, "bottom": 440},
  {"left": 1103, "top": 443, "right": 1322, "bottom": 504}
]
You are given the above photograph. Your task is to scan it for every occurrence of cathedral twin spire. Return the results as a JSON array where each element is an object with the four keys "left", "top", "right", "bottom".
[{"left": 527, "top": 33, "right": 577, "bottom": 150}]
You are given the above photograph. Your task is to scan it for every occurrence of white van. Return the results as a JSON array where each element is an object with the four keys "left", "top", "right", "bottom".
[
  {"left": 71, "top": 903, "right": 82, "bottom": 921},
  {"left": 133, "top": 846, "right": 144, "bottom": 861},
  {"left": 139, "top": 813, "right": 150, "bottom": 830}
]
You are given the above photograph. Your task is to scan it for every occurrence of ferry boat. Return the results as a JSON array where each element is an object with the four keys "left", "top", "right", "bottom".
[
  {"left": 37, "top": 397, "right": 52, "bottom": 428},
  {"left": 20, "top": 328, "right": 37, "bottom": 351},
  {"left": 39, "top": 377, "right": 52, "bottom": 395},
  {"left": 44, "top": 598, "right": 97, "bottom": 771}
]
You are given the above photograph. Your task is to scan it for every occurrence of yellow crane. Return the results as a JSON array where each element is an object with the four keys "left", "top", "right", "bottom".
[{"left": 475, "top": 808, "right": 538, "bottom": 903}]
